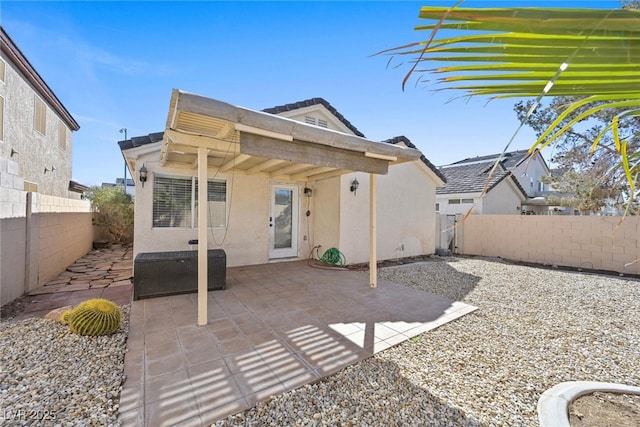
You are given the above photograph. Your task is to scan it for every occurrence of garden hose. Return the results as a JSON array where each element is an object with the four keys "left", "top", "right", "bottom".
[{"left": 319, "top": 247, "right": 346, "bottom": 267}]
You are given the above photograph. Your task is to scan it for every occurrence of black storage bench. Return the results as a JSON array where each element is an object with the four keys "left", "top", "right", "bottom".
[{"left": 133, "top": 249, "right": 226, "bottom": 300}]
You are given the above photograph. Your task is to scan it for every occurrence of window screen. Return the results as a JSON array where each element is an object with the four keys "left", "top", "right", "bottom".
[
  {"left": 153, "top": 176, "right": 192, "bottom": 228},
  {"left": 153, "top": 175, "right": 227, "bottom": 228}
]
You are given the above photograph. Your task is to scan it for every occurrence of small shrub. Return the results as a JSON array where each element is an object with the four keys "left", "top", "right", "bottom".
[{"left": 85, "top": 186, "right": 134, "bottom": 244}]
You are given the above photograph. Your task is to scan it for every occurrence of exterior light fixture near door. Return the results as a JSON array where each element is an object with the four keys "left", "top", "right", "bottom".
[
  {"left": 139, "top": 165, "right": 148, "bottom": 187},
  {"left": 350, "top": 177, "right": 359, "bottom": 195}
]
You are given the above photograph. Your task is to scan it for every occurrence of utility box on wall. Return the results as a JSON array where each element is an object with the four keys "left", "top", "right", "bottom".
[{"left": 133, "top": 249, "right": 226, "bottom": 300}]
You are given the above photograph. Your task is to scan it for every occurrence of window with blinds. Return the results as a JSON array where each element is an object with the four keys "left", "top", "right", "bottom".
[
  {"left": 153, "top": 175, "right": 227, "bottom": 228},
  {"left": 34, "top": 96, "right": 46, "bottom": 135}
]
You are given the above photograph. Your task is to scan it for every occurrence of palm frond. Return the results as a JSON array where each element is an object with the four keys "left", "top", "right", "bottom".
[{"left": 383, "top": 5, "right": 640, "bottom": 203}]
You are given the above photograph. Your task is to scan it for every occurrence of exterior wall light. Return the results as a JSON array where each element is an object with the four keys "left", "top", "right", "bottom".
[
  {"left": 304, "top": 187, "right": 313, "bottom": 197},
  {"left": 139, "top": 165, "right": 148, "bottom": 187},
  {"left": 350, "top": 177, "right": 359, "bottom": 195}
]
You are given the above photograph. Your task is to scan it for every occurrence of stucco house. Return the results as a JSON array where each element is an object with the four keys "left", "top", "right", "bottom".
[
  {"left": 437, "top": 159, "right": 528, "bottom": 216},
  {"left": 437, "top": 150, "right": 557, "bottom": 215},
  {"left": 119, "top": 91, "right": 445, "bottom": 272},
  {"left": 1, "top": 27, "right": 92, "bottom": 307},
  {"left": 0, "top": 26, "right": 83, "bottom": 206}
]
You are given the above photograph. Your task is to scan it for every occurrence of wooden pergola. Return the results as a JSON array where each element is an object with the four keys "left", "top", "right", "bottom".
[{"left": 127, "top": 90, "right": 423, "bottom": 325}]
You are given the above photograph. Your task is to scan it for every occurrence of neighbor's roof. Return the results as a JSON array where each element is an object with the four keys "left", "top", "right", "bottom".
[
  {"left": 0, "top": 26, "right": 79, "bottom": 131},
  {"left": 383, "top": 136, "right": 446, "bottom": 183},
  {"left": 263, "top": 98, "right": 365, "bottom": 138},
  {"left": 437, "top": 161, "right": 527, "bottom": 197},
  {"left": 451, "top": 149, "right": 538, "bottom": 170},
  {"left": 118, "top": 131, "right": 164, "bottom": 151}
]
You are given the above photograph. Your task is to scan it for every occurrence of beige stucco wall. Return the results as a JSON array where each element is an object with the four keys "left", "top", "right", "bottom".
[
  {"left": 459, "top": 215, "right": 640, "bottom": 275},
  {"left": 481, "top": 179, "right": 525, "bottom": 215},
  {"left": 436, "top": 194, "right": 481, "bottom": 216},
  {"left": 132, "top": 156, "right": 319, "bottom": 267},
  {"left": 338, "top": 161, "right": 439, "bottom": 264},
  {"left": 131, "top": 156, "right": 441, "bottom": 268},
  {"left": 0, "top": 54, "right": 75, "bottom": 198},
  {"left": 0, "top": 193, "right": 92, "bottom": 306},
  {"left": 309, "top": 176, "right": 340, "bottom": 257}
]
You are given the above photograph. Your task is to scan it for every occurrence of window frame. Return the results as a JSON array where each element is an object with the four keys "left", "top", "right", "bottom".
[
  {"left": 34, "top": 95, "right": 46, "bottom": 135},
  {"left": 152, "top": 174, "right": 228, "bottom": 229},
  {"left": 58, "top": 120, "right": 67, "bottom": 150}
]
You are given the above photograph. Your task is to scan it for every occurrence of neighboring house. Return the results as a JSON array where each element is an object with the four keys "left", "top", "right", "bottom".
[
  {"left": 102, "top": 178, "right": 136, "bottom": 198},
  {"left": 0, "top": 26, "right": 83, "bottom": 204},
  {"left": 1, "top": 27, "right": 92, "bottom": 307},
  {"left": 436, "top": 159, "right": 528, "bottom": 215},
  {"left": 438, "top": 149, "right": 569, "bottom": 215},
  {"left": 119, "top": 91, "right": 445, "bottom": 268}
]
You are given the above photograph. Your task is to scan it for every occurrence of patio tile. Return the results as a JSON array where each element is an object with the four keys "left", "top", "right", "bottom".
[
  {"left": 281, "top": 370, "right": 321, "bottom": 390},
  {"left": 146, "top": 353, "right": 186, "bottom": 378},
  {"left": 199, "top": 398, "right": 250, "bottom": 425},
  {"left": 263, "top": 351, "right": 313, "bottom": 383},
  {"left": 145, "top": 396, "right": 200, "bottom": 427},
  {"left": 145, "top": 369, "right": 191, "bottom": 404},
  {"left": 231, "top": 365, "right": 281, "bottom": 397},
  {"left": 187, "top": 359, "right": 243, "bottom": 413},
  {"left": 218, "top": 336, "right": 253, "bottom": 356},
  {"left": 119, "top": 409, "right": 144, "bottom": 427},
  {"left": 223, "top": 350, "right": 265, "bottom": 374},
  {"left": 119, "top": 260, "right": 477, "bottom": 425},
  {"left": 244, "top": 381, "right": 286, "bottom": 408}
]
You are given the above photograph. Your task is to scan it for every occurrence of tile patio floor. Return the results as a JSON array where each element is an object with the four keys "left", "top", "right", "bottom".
[{"left": 119, "top": 261, "right": 477, "bottom": 426}]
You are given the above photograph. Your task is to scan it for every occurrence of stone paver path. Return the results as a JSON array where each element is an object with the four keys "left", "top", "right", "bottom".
[{"left": 11, "top": 245, "right": 133, "bottom": 320}]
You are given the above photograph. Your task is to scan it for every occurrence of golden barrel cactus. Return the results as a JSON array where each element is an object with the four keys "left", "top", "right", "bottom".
[{"left": 67, "top": 298, "right": 122, "bottom": 336}]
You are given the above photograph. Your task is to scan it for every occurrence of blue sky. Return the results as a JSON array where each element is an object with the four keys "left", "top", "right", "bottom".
[{"left": 2, "top": 0, "right": 621, "bottom": 186}]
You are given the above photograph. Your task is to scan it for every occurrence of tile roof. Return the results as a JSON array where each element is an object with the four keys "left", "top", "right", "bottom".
[
  {"left": 262, "top": 98, "right": 365, "bottom": 138},
  {"left": 437, "top": 161, "right": 526, "bottom": 196},
  {"left": 117, "top": 132, "right": 164, "bottom": 151},
  {"left": 383, "top": 136, "right": 446, "bottom": 183},
  {"left": 451, "top": 149, "right": 533, "bottom": 169},
  {"left": 117, "top": 103, "right": 445, "bottom": 184}
]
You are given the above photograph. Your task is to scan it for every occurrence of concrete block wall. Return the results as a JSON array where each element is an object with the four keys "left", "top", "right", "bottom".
[
  {"left": 37, "top": 212, "right": 93, "bottom": 288},
  {"left": 0, "top": 193, "right": 94, "bottom": 306},
  {"left": 0, "top": 158, "right": 26, "bottom": 218},
  {"left": 459, "top": 215, "right": 640, "bottom": 275}
]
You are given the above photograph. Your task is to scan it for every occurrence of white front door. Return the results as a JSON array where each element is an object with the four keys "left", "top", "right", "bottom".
[{"left": 269, "top": 184, "right": 299, "bottom": 259}]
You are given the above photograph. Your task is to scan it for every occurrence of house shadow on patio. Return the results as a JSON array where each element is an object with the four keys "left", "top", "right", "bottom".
[{"left": 118, "top": 261, "right": 478, "bottom": 426}]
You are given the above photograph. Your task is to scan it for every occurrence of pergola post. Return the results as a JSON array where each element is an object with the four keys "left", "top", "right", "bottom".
[
  {"left": 369, "top": 173, "right": 377, "bottom": 288},
  {"left": 197, "top": 146, "right": 208, "bottom": 326}
]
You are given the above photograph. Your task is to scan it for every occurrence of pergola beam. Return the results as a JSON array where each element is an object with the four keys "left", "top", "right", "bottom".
[{"left": 246, "top": 159, "right": 286, "bottom": 175}]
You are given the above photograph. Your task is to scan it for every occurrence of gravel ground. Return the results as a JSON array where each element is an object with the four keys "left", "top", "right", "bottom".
[
  {"left": 216, "top": 257, "right": 640, "bottom": 426},
  {"left": 0, "top": 305, "right": 130, "bottom": 426}
]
